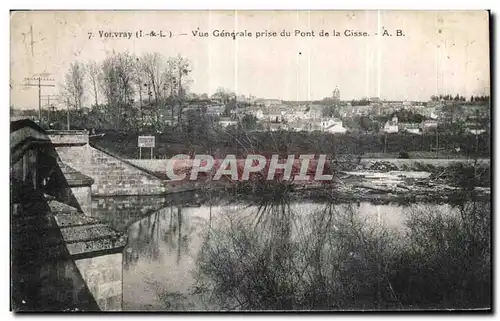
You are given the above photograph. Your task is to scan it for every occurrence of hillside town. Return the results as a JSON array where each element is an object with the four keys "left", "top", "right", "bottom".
[{"left": 12, "top": 85, "right": 491, "bottom": 137}]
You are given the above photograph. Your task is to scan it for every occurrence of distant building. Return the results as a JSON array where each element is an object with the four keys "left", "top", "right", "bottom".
[
  {"left": 260, "top": 99, "right": 283, "bottom": 108},
  {"left": 246, "top": 108, "right": 264, "bottom": 120},
  {"left": 320, "top": 118, "right": 339, "bottom": 130},
  {"left": 349, "top": 105, "right": 372, "bottom": 117},
  {"left": 307, "top": 104, "right": 324, "bottom": 119},
  {"left": 263, "top": 109, "right": 285, "bottom": 123},
  {"left": 218, "top": 117, "right": 238, "bottom": 127},
  {"left": 283, "top": 110, "right": 306, "bottom": 122},
  {"left": 267, "top": 123, "right": 288, "bottom": 132},
  {"left": 468, "top": 129, "right": 486, "bottom": 135},
  {"left": 464, "top": 121, "right": 487, "bottom": 135},
  {"left": 421, "top": 120, "right": 438, "bottom": 132},
  {"left": 164, "top": 117, "right": 178, "bottom": 126},
  {"left": 289, "top": 119, "right": 311, "bottom": 132},
  {"left": 383, "top": 116, "right": 399, "bottom": 133},
  {"left": 425, "top": 109, "right": 439, "bottom": 120},
  {"left": 206, "top": 105, "right": 225, "bottom": 116},
  {"left": 399, "top": 123, "right": 422, "bottom": 135},
  {"left": 322, "top": 118, "right": 347, "bottom": 134}
]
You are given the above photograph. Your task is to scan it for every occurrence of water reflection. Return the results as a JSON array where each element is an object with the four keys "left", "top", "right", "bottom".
[
  {"left": 122, "top": 203, "right": 212, "bottom": 310},
  {"left": 193, "top": 200, "right": 489, "bottom": 310},
  {"left": 113, "top": 195, "right": 469, "bottom": 311}
]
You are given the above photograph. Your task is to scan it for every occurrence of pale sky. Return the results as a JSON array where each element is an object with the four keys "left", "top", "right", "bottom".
[{"left": 10, "top": 10, "right": 490, "bottom": 109}]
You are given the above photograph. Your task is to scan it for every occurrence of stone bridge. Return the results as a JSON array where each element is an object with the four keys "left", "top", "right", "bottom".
[{"left": 10, "top": 119, "right": 198, "bottom": 311}]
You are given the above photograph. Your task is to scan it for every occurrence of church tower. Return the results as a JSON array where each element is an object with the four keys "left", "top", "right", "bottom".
[{"left": 332, "top": 87, "right": 340, "bottom": 101}]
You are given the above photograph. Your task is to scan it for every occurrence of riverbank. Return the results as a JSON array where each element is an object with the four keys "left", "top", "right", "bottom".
[
  {"left": 125, "top": 156, "right": 490, "bottom": 181},
  {"left": 119, "top": 157, "right": 492, "bottom": 205}
]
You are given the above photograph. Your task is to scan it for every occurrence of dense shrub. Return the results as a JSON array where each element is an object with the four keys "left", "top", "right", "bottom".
[
  {"left": 398, "top": 151, "right": 410, "bottom": 159},
  {"left": 193, "top": 201, "right": 491, "bottom": 310}
]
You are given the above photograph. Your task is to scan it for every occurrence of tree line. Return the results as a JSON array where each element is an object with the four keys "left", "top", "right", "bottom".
[
  {"left": 430, "top": 94, "right": 490, "bottom": 102},
  {"left": 61, "top": 52, "right": 192, "bottom": 130},
  {"left": 60, "top": 52, "right": 262, "bottom": 131}
]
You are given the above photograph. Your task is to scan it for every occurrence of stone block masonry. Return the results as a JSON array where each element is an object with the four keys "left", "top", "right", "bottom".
[
  {"left": 92, "top": 195, "right": 168, "bottom": 231},
  {"left": 75, "top": 253, "right": 123, "bottom": 311},
  {"left": 55, "top": 144, "right": 167, "bottom": 197},
  {"left": 70, "top": 185, "right": 92, "bottom": 216},
  {"left": 48, "top": 131, "right": 203, "bottom": 197},
  {"left": 52, "top": 161, "right": 94, "bottom": 216},
  {"left": 12, "top": 195, "right": 126, "bottom": 311}
]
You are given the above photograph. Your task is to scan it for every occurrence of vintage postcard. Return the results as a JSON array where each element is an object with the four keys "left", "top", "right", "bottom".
[{"left": 10, "top": 10, "right": 491, "bottom": 312}]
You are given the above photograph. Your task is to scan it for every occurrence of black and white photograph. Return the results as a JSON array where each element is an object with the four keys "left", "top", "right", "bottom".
[{"left": 9, "top": 9, "right": 492, "bottom": 312}]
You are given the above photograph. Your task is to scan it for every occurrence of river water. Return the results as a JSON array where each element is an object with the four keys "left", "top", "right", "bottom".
[{"left": 94, "top": 197, "right": 461, "bottom": 311}]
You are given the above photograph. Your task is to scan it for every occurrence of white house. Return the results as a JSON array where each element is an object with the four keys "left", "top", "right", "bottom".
[
  {"left": 399, "top": 123, "right": 422, "bottom": 135},
  {"left": 383, "top": 116, "right": 399, "bottom": 133},
  {"left": 468, "top": 129, "right": 486, "bottom": 135},
  {"left": 218, "top": 117, "right": 238, "bottom": 128},
  {"left": 324, "top": 122, "right": 347, "bottom": 134},
  {"left": 320, "top": 118, "right": 344, "bottom": 131},
  {"left": 405, "top": 128, "right": 421, "bottom": 135}
]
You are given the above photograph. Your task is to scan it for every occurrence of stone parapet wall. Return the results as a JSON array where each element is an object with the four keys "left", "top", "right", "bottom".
[{"left": 56, "top": 145, "right": 167, "bottom": 196}]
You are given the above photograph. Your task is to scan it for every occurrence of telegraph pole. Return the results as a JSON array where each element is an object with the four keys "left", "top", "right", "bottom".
[
  {"left": 24, "top": 77, "right": 55, "bottom": 126},
  {"left": 435, "top": 128, "right": 439, "bottom": 159},
  {"left": 48, "top": 105, "right": 57, "bottom": 125},
  {"left": 41, "top": 94, "right": 57, "bottom": 107},
  {"left": 138, "top": 82, "right": 143, "bottom": 131},
  {"left": 41, "top": 94, "right": 57, "bottom": 123}
]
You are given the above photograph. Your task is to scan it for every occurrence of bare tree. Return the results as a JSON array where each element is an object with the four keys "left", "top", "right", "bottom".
[
  {"left": 168, "top": 55, "right": 192, "bottom": 127},
  {"left": 212, "top": 87, "right": 237, "bottom": 115},
  {"left": 139, "top": 52, "right": 172, "bottom": 130},
  {"left": 62, "top": 61, "right": 86, "bottom": 110},
  {"left": 115, "top": 52, "right": 136, "bottom": 105},
  {"left": 87, "top": 60, "right": 100, "bottom": 107},
  {"left": 99, "top": 52, "right": 137, "bottom": 129},
  {"left": 164, "top": 59, "right": 177, "bottom": 120},
  {"left": 140, "top": 52, "right": 168, "bottom": 104},
  {"left": 134, "top": 57, "right": 146, "bottom": 130},
  {"left": 211, "top": 87, "right": 235, "bottom": 104}
]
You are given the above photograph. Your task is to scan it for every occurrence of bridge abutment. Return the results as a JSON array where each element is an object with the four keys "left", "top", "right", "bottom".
[
  {"left": 11, "top": 120, "right": 128, "bottom": 311},
  {"left": 48, "top": 131, "right": 168, "bottom": 196}
]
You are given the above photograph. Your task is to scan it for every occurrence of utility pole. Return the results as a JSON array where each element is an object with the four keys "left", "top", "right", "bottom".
[
  {"left": 66, "top": 98, "right": 71, "bottom": 130},
  {"left": 41, "top": 94, "right": 57, "bottom": 107},
  {"left": 138, "top": 82, "right": 143, "bottom": 132},
  {"left": 24, "top": 77, "right": 55, "bottom": 126},
  {"left": 41, "top": 94, "right": 57, "bottom": 123},
  {"left": 383, "top": 133, "right": 387, "bottom": 155},
  {"left": 48, "top": 105, "right": 56, "bottom": 125},
  {"left": 435, "top": 128, "right": 439, "bottom": 159},
  {"left": 475, "top": 132, "right": 479, "bottom": 156}
]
